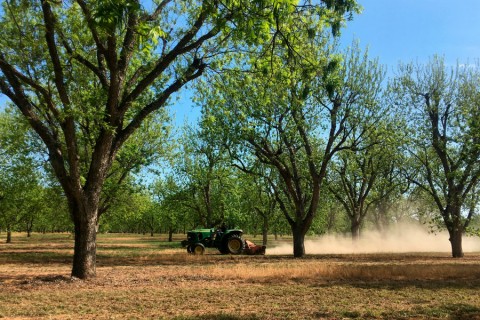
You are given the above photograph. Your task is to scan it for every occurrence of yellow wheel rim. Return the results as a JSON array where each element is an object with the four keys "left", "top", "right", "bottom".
[{"left": 228, "top": 239, "right": 241, "bottom": 252}]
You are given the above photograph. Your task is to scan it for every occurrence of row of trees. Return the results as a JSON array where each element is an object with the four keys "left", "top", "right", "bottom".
[
  {"left": 193, "top": 38, "right": 480, "bottom": 259},
  {"left": 0, "top": 0, "right": 478, "bottom": 279},
  {"left": 0, "top": 107, "right": 445, "bottom": 244},
  {"left": 3, "top": 53, "right": 479, "bottom": 248}
]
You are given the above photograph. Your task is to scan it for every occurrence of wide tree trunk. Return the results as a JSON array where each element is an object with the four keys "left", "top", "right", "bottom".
[
  {"left": 351, "top": 220, "right": 361, "bottom": 241},
  {"left": 449, "top": 228, "right": 464, "bottom": 258},
  {"left": 445, "top": 205, "right": 464, "bottom": 258},
  {"left": 71, "top": 221, "right": 97, "bottom": 279},
  {"left": 292, "top": 226, "right": 306, "bottom": 257},
  {"left": 71, "top": 204, "right": 98, "bottom": 279}
]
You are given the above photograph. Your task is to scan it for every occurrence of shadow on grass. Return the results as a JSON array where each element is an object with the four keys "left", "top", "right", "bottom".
[
  {"left": 381, "top": 303, "right": 480, "bottom": 320},
  {"left": 441, "top": 303, "right": 480, "bottom": 320},
  {"left": 0, "top": 274, "right": 72, "bottom": 285},
  {"left": 173, "top": 306, "right": 480, "bottom": 320},
  {"left": 311, "top": 278, "right": 480, "bottom": 291},
  {"left": 96, "top": 242, "right": 182, "bottom": 251},
  {"left": 0, "top": 251, "right": 72, "bottom": 264},
  {"left": 174, "top": 314, "right": 260, "bottom": 320}
]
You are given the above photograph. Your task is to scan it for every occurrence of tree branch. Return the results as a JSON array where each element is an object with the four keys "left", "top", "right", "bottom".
[{"left": 115, "top": 60, "right": 207, "bottom": 151}]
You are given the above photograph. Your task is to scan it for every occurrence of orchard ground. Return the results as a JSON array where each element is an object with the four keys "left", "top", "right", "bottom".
[{"left": 1, "top": 232, "right": 480, "bottom": 319}]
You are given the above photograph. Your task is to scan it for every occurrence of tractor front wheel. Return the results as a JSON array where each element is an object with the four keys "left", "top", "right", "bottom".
[
  {"left": 187, "top": 244, "right": 194, "bottom": 254},
  {"left": 193, "top": 243, "right": 205, "bottom": 255},
  {"left": 226, "top": 234, "right": 245, "bottom": 254}
]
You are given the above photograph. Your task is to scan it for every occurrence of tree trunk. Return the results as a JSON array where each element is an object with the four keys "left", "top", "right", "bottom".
[
  {"left": 445, "top": 205, "right": 464, "bottom": 258},
  {"left": 449, "top": 228, "right": 464, "bottom": 258},
  {"left": 26, "top": 218, "right": 33, "bottom": 237},
  {"left": 204, "top": 184, "right": 213, "bottom": 227},
  {"left": 6, "top": 228, "right": 12, "bottom": 243},
  {"left": 262, "top": 215, "right": 268, "bottom": 246},
  {"left": 292, "top": 226, "right": 306, "bottom": 257},
  {"left": 168, "top": 227, "right": 173, "bottom": 242},
  {"left": 374, "top": 200, "right": 390, "bottom": 233},
  {"left": 351, "top": 220, "right": 361, "bottom": 241},
  {"left": 71, "top": 209, "right": 98, "bottom": 279},
  {"left": 326, "top": 207, "right": 337, "bottom": 233}
]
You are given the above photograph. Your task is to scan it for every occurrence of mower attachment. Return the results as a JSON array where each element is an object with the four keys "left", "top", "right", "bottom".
[{"left": 244, "top": 240, "right": 266, "bottom": 255}]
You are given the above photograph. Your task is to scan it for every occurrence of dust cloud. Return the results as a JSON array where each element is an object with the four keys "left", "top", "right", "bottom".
[{"left": 267, "top": 223, "right": 480, "bottom": 255}]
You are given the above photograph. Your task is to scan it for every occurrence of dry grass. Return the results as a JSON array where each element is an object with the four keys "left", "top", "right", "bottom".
[{"left": 1, "top": 233, "right": 480, "bottom": 319}]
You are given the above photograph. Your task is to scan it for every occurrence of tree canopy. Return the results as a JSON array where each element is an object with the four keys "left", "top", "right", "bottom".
[{"left": 391, "top": 57, "right": 480, "bottom": 257}]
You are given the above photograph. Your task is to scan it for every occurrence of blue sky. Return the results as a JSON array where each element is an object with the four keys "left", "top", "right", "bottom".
[{"left": 341, "top": 0, "right": 480, "bottom": 68}]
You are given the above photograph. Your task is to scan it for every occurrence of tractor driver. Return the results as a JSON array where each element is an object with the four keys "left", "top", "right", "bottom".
[
  {"left": 220, "top": 222, "right": 227, "bottom": 233},
  {"left": 216, "top": 222, "right": 227, "bottom": 239}
]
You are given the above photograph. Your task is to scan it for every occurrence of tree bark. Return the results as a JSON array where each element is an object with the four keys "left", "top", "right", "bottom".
[
  {"left": 71, "top": 205, "right": 98, "bottom": 279},
  {"left": 351, "top": 220, "right": 361, "bottom": 241},
  {"left": 6, "top": 228, "right": 11, "bottom": 243},
  {"left": 168, "top": 227, "right": 173, "bottom": 242},
  {"left": 448, "top": 228, "right": 464, "bottom": 258},
  {"left": 292, "top": 226, "right": 306, "bottom": 257},
  {"left": 444, "top": 205, "right": 465, "bottom": 258},
  {"left": 203, "top": 184, "right": 214, "bottom": 227},
  {"left": 262, "top": 215, "right": 268, "bottom": 246}
]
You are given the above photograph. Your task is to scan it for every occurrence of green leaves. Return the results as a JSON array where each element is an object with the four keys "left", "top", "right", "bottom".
[{"left": 93, "top": 0, "right": 140, "bottom": 34}]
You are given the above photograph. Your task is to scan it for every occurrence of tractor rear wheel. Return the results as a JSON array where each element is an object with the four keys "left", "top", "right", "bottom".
[
  {"left": 193, "top": 243, "right": 205, "bottom": 255},
  {"left": 218, "top": 243, "right": 229, "bottom": 254},
  {"left": 187, "top": 244, "right": 194, "bottom": 254},
  {"left": 226, "top": 234, "right": 245, "bottom": 254}
]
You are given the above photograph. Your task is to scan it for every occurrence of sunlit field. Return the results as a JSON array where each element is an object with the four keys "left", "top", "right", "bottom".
[{"left": 1, "top": 232, "right": 480, "bottom": 319}]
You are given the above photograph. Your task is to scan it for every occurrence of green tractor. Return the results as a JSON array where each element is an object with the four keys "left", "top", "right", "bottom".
[{"left": 182, "top": 227, "right": 245, "bottom": 255}]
